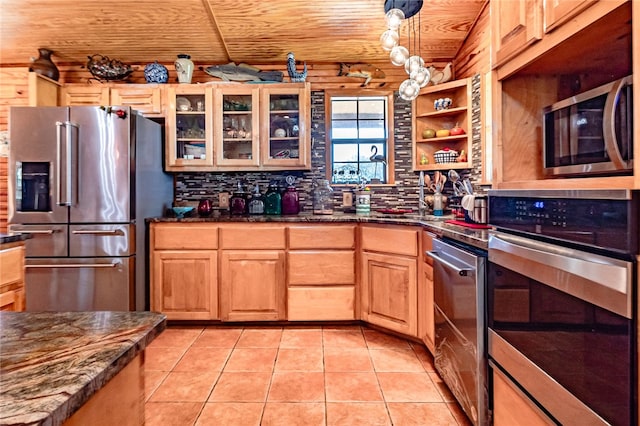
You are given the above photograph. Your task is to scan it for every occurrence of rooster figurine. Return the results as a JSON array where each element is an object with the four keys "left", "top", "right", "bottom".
[
  {"left": 287, "top": 52, "right": 307, "bottom": 82},
  {"left": 427, "top": 62, "right": 453, "bottom": 85}
]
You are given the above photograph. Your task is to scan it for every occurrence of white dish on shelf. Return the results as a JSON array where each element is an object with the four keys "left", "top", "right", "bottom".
[{"left": 176, "top": 97, "right": 192, "bottom": 111}]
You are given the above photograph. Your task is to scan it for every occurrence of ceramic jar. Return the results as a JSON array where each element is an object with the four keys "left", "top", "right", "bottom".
[
  {"left": 144, "top": 61, "right": 169, "bottom": 83},
  {"left": 29, "top": 48, "right": 60, "bottom": 81},
  {"left": 174, "top": 54, "right": 194, "bottom": 84}
]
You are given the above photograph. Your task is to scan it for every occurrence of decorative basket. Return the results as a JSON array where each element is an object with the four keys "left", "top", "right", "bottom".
[
  {"left": 434, "top": 149, "right": 458, "bottom": 164},
  {"left": 87, "top": 54, "right": 134, "bottom": 81}
]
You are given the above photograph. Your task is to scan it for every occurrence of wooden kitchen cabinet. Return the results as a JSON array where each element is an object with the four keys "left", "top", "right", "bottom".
[
  {"left": 0, "top": 242, "right": 26, "bottom": 312},
  {"left": 418, "top": 230, "right": 435, "bottom": 353},
  {"left": 165, "top": 82, "right": 311, "bottom": 172},
  {"left": 413, "top": 78, "right": 472, "bottom": 171},
  {"left": 491, "top": 0, "right": 543, "bottom": 68},
  {"left": 287, "top": 225, "right": 356, "bottom": 321},
  {"left": 492, "top": 367, "right": 555, "bottom": 426},
  {"left": 60, "top": 84, "right": 162, "bottom": 116},
  {"left": 220, "top": 250, "right": 286, "bottom": 321},
  {"left": 260, "top": 84, "right": 311, "bottom": 169},
  {"left": 219, "top": 224, "right": 286, "bottom": 321},
  {"left": 543, "top": 0, "right": 596, "bottom": 33},
  {"left": 492, "top": 1, "right": 637, "bottom": 190},
  {"left": 214, "top": 85, "right": 260, "bottom": 167},
  {"left": 360, "top": 225, "right": 418, "bottom": 336},
  {"left": 60, "top": 84, "right": 110, "bottom": 106},
  {"left": 150, "top": 223, "right": 219, "bottom": 320},
  {"left": 165, "top": 85, "right": 214, "bottom": 171}
]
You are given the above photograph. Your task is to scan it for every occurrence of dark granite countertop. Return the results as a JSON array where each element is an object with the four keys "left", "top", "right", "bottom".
[
  {"left": 0, "top": 233, "right": 31, "bottom": 245},
  {"left": 147, "top": 212, "right": 490, "bottom": 249},
  {"left": 0, "top": 311, "right": 166, "bottom": 426}
]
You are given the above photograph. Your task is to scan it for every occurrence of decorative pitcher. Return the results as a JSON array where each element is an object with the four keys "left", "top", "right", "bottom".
[
  {"left": 174, "top": 54, "right": 194, "bottom": 84},
  {"left": 29, "top": 48, "right": 60, "bottom": 81}
]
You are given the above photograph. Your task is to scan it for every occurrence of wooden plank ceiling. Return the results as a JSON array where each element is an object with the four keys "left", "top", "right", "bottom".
[{"left": 0, "top": 0, "right": 485, "bottom": 68}]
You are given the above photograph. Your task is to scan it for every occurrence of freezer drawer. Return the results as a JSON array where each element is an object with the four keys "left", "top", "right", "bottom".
[
  {"left": 25, "top": 257, "right": 134, "bottom": 311},
  {"left": 69, "top": 224, "right": 134, "bottom": 257},
  {"left": 8, "top": 224, "right": 68, "bottom": 257}
]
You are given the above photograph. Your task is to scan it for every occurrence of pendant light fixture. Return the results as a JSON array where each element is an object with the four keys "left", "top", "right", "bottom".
[{"left": 381, "top": 0, "right": 428, "bottom": 101}]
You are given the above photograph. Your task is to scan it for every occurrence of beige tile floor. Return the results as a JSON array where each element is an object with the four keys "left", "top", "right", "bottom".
[{"left": 144, "top": 325, "right": 473, "bottom": 426}]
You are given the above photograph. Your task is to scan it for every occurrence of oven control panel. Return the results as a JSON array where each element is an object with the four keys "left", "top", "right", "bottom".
[{"left": 488, "top": 192, "right": 638, "bottom": 254}]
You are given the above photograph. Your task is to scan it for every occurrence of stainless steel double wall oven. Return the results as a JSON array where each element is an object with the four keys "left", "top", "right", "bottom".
[{"left": 488, "top": 189, "right": 638, "bottom": 425}]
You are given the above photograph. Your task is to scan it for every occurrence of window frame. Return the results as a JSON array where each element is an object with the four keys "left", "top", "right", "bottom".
[{"left": 325, "top": 90, "right": 395, "bottom": 186}]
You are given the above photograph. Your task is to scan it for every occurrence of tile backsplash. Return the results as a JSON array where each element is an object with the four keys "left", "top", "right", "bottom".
[{"left": 175, "top": 76, "right": 482, "bottom": 213}]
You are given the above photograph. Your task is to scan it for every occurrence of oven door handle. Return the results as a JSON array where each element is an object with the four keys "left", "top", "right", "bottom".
[
  {"left": 426, "top": 251, "right": 473, "bottom": 276},
  {"left": 489, "top": 233, "right": 633, "bottom": 318}
]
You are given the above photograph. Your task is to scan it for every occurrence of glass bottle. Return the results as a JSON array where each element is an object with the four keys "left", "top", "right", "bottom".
[
  {"left": 312, "top": 179, "right": 334, "bottom": 215},
  {"left": 197, "top": 199, "right": 212, "bottom": 216},
  {"left": 230, "top": 181, "right": 247, "bottom": 215},
  {"left": 433, "top": 191, "right": 443, "bottom": 216},
  {"left": 281, "top": 176, "right": 299, "bottom": 215},
  {"left": 248, "top": 184, "right": 265, "bottom": 215},
  {"left": 264, "top": 181, "right": 282, "bottom": 215}
]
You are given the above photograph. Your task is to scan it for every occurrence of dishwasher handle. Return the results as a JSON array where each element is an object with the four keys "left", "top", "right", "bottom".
[{"left": 426, "top": 250, "right": 473, "bottom": 276}]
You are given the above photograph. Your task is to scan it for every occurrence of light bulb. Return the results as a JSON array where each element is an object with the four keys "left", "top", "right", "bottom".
[
  {"left": 380, "top": 30, "right": 399, "bottom": 51},
  {"left": 411, "top": 66, "right": 431, "bottom": 87},
  {"left": 404, "top": 56, "right": 425, "bottom": 75},
  {"left": 399, "top": 79, "right": 420, "bottom": 101},
  {"left": 390, "top": 46, "right": 409, "bottom": 66},
  {"left": 385, "top": 8, "right": 405, "bottom": 30}
]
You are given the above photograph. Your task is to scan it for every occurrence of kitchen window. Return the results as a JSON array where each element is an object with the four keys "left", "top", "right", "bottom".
[{"left": 326, "top": 91, "right": 395, "bottom": 185}]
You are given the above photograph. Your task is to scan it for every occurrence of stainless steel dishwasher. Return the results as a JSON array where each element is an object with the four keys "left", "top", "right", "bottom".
[{"left": 428, "top": 238, "right": 488, "bottom": 425}]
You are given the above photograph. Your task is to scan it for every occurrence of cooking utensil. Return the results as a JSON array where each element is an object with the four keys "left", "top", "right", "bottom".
[
  {"left": 463, "top": 179, "right": 474, "bottom": 195},
  {"left": 448, "top": 169, "right": 466, "bottom": 195}
]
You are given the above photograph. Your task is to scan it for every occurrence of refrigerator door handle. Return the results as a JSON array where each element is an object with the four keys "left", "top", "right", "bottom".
[
  {"left": 71, "top": 229, "right": 123, "bottom": 235},
  {"left": 26, "top": 262, "right": 119, "bottom": 269},
  {"left": 19, "top": 229, "right": 57, "bottom": 235},
  {"left": 56, "top": 120, "right": 78, "bottom": 206}
]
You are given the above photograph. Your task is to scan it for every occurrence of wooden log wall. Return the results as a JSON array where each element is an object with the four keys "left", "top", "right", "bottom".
[{"left": 454, "top": 1, "right": 491, "bottom": 78}]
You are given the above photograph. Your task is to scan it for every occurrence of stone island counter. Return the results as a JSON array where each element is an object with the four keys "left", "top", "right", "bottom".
[{"left": 0, "top": 311, "right": 166, "bottom": 426}]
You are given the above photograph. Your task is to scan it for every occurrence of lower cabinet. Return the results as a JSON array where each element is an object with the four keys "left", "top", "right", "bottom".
[
  {"left": 361, "top": 252, "right": 418, "bottom": 336},
  {"left": 418, "top": 230, "right": 436, "bottom": 352},
  {"left": 219, "top": 250, "right": 286, "bottom": 321},
  {"left": 152, "top": 250, "right": 218, "bottom": 320},
  {"left": 360, "top": 225, "right": 419, "bottom": 337},
  {"left": 492, "top": 367, "right": 555, "bottom": 426},
  {"left": 287, "top": 225, "right": 356, "bottom": 321},
  {"left": 0, "top": 243, "right": 26, "bottom": 312},
  {"left": 150, "top": 223, "right": 219, "bottom": 320}
]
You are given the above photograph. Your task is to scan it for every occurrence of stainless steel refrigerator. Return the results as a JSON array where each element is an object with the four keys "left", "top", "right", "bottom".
[{"left": 8, "top": 106, "right": 173, "bottom": 311}]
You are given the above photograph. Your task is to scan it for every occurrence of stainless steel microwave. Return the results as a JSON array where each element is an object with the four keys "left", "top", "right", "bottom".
[{"left": 543, "top": 75, "right": 633, "bottom": 177}]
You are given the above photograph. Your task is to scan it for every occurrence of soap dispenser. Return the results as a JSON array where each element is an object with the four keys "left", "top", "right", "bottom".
[
  {"left": 281, "top": 175, "right": 299, "bottom": 215},
  {"left": 230, "top": 181, "right": 248, "bottom": 215},
  {"left": 264, "top": 180, "right": 282, "bottom": 215},
  {"left": 248, "top": 183, "right": 265, "bottom": 215}
]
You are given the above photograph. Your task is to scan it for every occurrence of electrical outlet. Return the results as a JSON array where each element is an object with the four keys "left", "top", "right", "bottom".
[
  {"left": 218, "top": 192, "right": 229, "bottom": 209},
  {"left": 342, "top": 191, "right": 353, "bottom": 207}
]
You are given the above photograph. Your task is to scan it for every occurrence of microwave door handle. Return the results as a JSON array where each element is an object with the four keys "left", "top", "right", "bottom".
[{"left": 602, "top": 77, "right": 628, "bottom": 169}]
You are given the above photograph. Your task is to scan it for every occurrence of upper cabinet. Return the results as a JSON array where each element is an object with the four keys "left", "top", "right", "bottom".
[
  {"left": 260, "top": 85, "right": 310, "bottom": 169},
  {"left": 166, "top": 86, "right": 214, "bottom": 171},
  {"left": 412, "top": 78, "right": 472, "bottom": 171},
  {"left": 491, "top": 0, "right": 543, "bottom": 68},
  {"left": 491, "top": 0, "right": 638, "bottom": 189},
  {"left": 215, "top": 85, "right": 260, "bottom": 168},
  {"left": 60, "top": 84, "right": 163, "bottom": 116},
  {"left": 164, "top": 82, "right": 311, "bottom": 172}
]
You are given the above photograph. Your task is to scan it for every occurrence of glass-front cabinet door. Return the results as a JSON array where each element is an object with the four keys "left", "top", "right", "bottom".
[
  {"left": 260, "top": 84, "right": 310, "bottom": 169},
  {"left": 214, "top": 86, "right": 260, "bottom": 167},
  {"left": 166, "top": 86, "right": 214, "bottom": 171}
]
